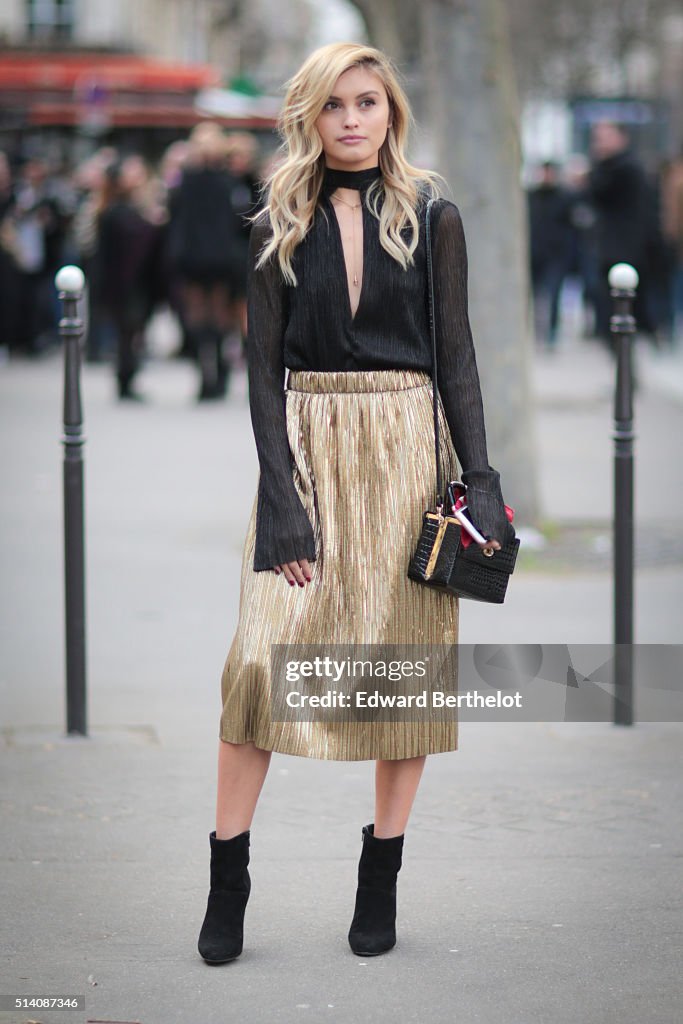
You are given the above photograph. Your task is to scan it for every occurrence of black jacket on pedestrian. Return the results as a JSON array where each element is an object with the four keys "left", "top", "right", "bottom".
[
  {"left": 589, "top": 147, "right": 652, "bottom": 268},
  {"left": 96, "top": 199, "right": 159, "bottom": 327},
  {"left": 167, "top": 166, "right": 247, "bottom": 284},
  {"left": 527, "top": 183, "right": 576, "bottom": 275}
]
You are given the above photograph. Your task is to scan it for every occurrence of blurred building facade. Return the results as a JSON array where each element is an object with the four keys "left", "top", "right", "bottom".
[
  {"left": 0, "top": 0, "right": 313, "bottom": 90},
  {"left": 0, "top": 0, "right": 323, "bottom": 162}
]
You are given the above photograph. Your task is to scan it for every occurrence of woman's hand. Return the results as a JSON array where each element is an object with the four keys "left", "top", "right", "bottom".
[
  {"left": 460, "top": 466, "right": 516, "bottom": 550},
  {"left": 477, "top": 538, "right": 502, "bottom": 556},
  {"left": 273, "top": 558, "right": 313, "bottom": 586}
]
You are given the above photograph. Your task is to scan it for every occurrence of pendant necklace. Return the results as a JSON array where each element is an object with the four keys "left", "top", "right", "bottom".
[{"left": 331, "top": 193, "right": 362, "bottom": 287}]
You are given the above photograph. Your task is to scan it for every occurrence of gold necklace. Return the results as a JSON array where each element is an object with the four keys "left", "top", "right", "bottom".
[{"left": 331, "top": 193, "right": 362, "bottom": 286}]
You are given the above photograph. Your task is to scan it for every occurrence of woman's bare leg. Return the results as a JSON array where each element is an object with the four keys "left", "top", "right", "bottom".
[
  {"left": 215, "top": 739, "right": 272, "bottom": 839},
  {"left": 374, "top": 755, "right": 427, "bottom": 837}
]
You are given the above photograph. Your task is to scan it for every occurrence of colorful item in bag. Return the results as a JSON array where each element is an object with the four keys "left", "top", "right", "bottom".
[{"left": 448, "top": 483, "right": 514, "bottom": 549}]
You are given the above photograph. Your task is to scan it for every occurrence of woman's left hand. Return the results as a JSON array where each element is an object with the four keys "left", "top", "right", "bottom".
[{"left": 461, "top": 466, "right": 516, "bottom": 550}]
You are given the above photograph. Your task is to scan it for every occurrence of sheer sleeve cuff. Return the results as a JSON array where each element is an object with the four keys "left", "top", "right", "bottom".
[{"left": 252, "top": 478, "right": 317, "bottom": 572}]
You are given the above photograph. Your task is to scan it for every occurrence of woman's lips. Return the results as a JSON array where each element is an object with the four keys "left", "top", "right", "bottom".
[{"left": 339, "top": 137, "right": 366, "bottom": 144}]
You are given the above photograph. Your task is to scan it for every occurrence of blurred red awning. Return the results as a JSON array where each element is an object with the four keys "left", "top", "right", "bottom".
[
  {"left": 23, "top": 102, "right": 278, "bottom": 129},
  {"left": 0, "top": 52, "right": 221, "bottom": 92},
  {"left": 0, "top": 51, "right": 279, "bottom": 130}
]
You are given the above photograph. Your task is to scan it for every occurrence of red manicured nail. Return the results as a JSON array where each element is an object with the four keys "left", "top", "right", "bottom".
[
  {"left": 289, "top": 579, "right": 295, "bottom": 586},
  {"left": 305, "top": 575, "right": 312, "bottom": 582},
  {"left": 298, "top": 581, "right": 304, "bottom": 587}
]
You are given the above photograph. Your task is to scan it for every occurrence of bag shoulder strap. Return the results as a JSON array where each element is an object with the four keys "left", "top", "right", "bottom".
[{"left": 425, "top": 197, "right": 443, "bottom": 508}]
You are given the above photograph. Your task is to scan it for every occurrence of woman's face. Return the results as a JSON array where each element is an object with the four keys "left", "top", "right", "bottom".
[{"left": 314, "top": 65, "right": 392, "bottom": 171}]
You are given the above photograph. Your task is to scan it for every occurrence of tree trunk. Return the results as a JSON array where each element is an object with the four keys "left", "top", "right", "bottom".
[{"left": 420, "top": 0, "right": 539, "bottom": 522}]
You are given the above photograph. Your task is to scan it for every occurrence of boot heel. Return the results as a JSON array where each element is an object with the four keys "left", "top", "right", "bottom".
[
  {"left": 348, "top": 823, "right": 404, "bottom": 956},
  {"left": 198, "top": 829, "right": 251, "bottom": 964}
]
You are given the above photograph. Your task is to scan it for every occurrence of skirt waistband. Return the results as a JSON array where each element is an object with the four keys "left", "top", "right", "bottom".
[{"left": 286, "top": 368, "right": 432, "bottom": 394}]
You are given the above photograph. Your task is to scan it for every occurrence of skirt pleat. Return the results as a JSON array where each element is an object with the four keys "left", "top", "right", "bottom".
[{"left": 219, "top": 368, "right": 461, "bottom": 760}]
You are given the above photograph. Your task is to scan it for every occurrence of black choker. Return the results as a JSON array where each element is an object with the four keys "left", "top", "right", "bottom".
[{"left": 322, "top": 164, "right": 382, "bottom": 193}]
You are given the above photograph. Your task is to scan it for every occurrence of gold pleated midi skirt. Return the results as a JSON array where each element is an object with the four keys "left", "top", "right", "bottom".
[{"left": 219, "top": 368, "right": 460, "bottom": 760}]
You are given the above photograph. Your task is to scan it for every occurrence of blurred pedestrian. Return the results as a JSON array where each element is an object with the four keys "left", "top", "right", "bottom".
[
  {"left": 0, "top": 151, "right": 21, "bottom": 358},
  {"left": 167, "top": 122, "right": 246, "bottom": 401},
  {"left": 660, "top": 149, "right": 683, "bottom": 347},
  {"left": 94, "top": 158, "right": 161, "bottom": 400},
  {"left": 10, "top": 157, "right": 68, "bottom": 355},
  {"left": 527, "top": 160, "right": 575, "bottom": 349},
  {"left": 72, "top": 147, "right": 118, "bottom": 362},
  {"left": 160, "top": 141, "right": 194, "bottom": 360},
  {"left": 563, "top": 155, "right": 601, "bottom": 338},
  {"left": 225, "top": 132, "right": 264, "bottom": 345},
  {"left": 588, "top": 121, "right": 661, "bottom": 349}
]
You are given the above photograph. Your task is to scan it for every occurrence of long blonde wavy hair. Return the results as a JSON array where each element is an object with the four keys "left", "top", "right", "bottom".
[{"left": 250, "top": 42, "right": 446, "bottom": 286}]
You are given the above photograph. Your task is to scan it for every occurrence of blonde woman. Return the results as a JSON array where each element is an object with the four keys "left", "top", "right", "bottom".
[{"left": 198, "top": 42, "right": 515, "bottom": 963}]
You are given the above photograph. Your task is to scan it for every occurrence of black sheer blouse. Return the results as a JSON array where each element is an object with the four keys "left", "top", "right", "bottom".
[{"left": 246, "top": 164, "right": 511, "bottom": 572}]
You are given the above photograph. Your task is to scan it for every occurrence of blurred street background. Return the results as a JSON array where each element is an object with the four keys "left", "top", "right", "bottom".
[{"left": 1, "top": 3, "right": 683, "bottom": 1024}]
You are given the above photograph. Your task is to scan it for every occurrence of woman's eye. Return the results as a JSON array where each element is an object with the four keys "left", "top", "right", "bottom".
[{"left": 322, "top": 99, "right": 376, "bottom": 111}]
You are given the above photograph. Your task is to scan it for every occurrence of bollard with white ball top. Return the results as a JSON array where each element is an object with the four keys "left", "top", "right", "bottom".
[
  {"left": 608, "top": 262, "right": 639, "bottom": 293},
  {"left": 55, "top": 264, "right": 85, "bottom": 295},
  {"left": 608, "top": 262, "right": 638, "bottom": 727},
  {"left": 55, "top": 264, "right": 88, "bottom": 736}
]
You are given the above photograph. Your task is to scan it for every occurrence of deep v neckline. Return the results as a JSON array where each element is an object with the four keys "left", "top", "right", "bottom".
[{"left": 325, "top": 193, "right": 367, "bottom": 327}]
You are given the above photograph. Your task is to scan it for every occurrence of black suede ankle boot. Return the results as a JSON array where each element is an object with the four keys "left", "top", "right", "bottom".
[
  {"left": 197, "top": 829, "right": 251, "bottom": 964},
  {"left": 348, "top": 822, "right": 404, "bottom": 956},
  {"left": 196, "top": 327, "right": 227, "bottom": 401}
]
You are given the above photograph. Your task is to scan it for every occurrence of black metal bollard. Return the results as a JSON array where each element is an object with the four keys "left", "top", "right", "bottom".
[
  {"left": 55, "top": 265, "right": 88, "bottom": 737},
  {"left": 608, "top": 262, "right": 638, "bottom": 726}
]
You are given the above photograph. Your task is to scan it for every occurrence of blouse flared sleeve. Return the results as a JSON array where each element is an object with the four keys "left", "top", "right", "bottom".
[
  {"left": 431, "top": 200, "right": 516, "bottom": 544},
  {"left": 246, "top": 214, "right": 317, "bottom": 571}
]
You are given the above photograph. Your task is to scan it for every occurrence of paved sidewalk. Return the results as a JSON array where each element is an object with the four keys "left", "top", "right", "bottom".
[
  {"left": 638, "top": 337, "right": 683, "bottom": 406},
  {"left": 1, "top": 329, "right": 681, "bottom": 1024}
]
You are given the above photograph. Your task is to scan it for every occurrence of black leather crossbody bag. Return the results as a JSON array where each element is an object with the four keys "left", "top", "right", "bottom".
[{"left": 407, "top": 198, "right": 520, "bottom": 604}]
